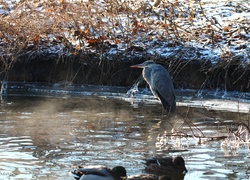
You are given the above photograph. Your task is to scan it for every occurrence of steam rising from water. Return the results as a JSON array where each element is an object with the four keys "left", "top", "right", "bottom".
[{"left": 0, "top": 83, "right": 250, "bottom": 179}]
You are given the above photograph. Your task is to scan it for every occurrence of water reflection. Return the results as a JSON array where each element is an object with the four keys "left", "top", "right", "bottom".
[{"left": 0, "top": 96, "right": 249, "bottom": 179}]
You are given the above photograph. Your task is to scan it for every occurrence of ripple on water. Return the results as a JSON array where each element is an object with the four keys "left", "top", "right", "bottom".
[
  {"left": 0, "top": 95, "right": 250, "bottom": 179},
  {"left": 0, "top": 135, "right": 43, "bottom": 179}
]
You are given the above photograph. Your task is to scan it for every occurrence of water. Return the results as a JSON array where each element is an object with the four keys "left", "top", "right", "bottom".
[{"left": 0, "top": 83, "right": 250, "bottom": 180}]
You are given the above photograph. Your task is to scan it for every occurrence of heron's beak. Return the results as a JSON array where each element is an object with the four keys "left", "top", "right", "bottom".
[{"left": 130, "top": 63, "right": 145, "bottom": 68}]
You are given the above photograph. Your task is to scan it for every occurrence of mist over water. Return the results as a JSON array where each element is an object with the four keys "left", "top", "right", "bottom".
[{"left": 0, "top": 83, "right": 249, "bottom": 179}]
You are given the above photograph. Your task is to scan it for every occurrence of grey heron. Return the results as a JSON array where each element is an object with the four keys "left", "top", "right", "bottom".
[{"left": 131, "top": 61, "right": 176, "bottom": 112}]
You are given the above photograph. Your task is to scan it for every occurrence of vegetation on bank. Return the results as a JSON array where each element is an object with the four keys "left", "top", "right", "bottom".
[{"left": 0, "top": 0, "right": 250, "bottom": 91}]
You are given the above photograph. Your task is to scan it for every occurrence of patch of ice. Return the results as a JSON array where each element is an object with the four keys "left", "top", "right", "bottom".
[{"left": 179, "top": 99, "right": 250, "bottom": 113}]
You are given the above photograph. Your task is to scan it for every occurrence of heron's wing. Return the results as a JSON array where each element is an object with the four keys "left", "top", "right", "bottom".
[
  {"left": 150, "top": 67, "right": 176, "bottom": 112},
  {"left": 156, "top": 86, "right": 176, "bottom": 112},
  {"left": 155, "top": 89, "right": 172, "bottom": 111}
]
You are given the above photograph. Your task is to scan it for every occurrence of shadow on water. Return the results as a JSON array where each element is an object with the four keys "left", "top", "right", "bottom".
[{"left": 0, "top": 84, "right": 250, "bottom": 179}]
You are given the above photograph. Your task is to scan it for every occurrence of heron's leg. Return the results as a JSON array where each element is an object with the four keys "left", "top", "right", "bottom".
[
  {"left": 127, "top": 76, "right": 142, "bottom": 97},
  {"left": 162, "top": 107, "right": 172, "bottom": 118},
  {"left": 136, "top": 75, "right": 144, "bottom": 86},
  {"left": 0, "top": 81, "right": 7, "bottom": 102},
  {"left": 162, "top": 107, "right": 167, "bottom": 118}
]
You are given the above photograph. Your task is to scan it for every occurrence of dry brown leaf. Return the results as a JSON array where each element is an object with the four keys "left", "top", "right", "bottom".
[
  {"left": 75, "top": 44, "right": 81, "bottom": 51},
  {"left": 132, "top": 28, "right": 139, "bottom": 35},
  {"left": 98, "top": 36, "right": 107, "bottom": 41},
  {"left": 223, "top": 26, "right": 232, "bottom": 32},
  {"left": 33, "top": 34, "right": 40, "bottom": 44},
  {"left": 213, "top": 34, "right": 220, "bottom": 42},
  {"left": 45, "top": 8, "right": 52, "bottom": 13},
  {"left": 74, "top": 29, "right": 90, "bottom": 38},
  {"left": 87, "top": 38, "right": 100, "bottom": 46},
  {"left": 160, "top": 23, "right": 169, "bottom": 28},
  {"left": 115, "top": 39, "right": 120, "bottom": 44}
]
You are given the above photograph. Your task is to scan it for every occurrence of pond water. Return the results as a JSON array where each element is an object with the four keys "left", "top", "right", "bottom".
[{"left": 0, "top": 83, "right": 250, "bottom": 180}]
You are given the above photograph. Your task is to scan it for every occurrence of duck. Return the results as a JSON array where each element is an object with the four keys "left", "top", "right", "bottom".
[
  {"left": 70, "top": 166, "right": 172, "bottom": 180},
  {"left": 71, "top": 166, "right": 127, "bottom": 180},
  {"left": 128, "top": 174, "right": 171, "bottom": 180},
  {"left": 144, "top": 156, "right": 188, "bottom": 175}
]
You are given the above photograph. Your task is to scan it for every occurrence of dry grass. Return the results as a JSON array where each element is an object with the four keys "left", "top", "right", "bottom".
[
  {"left": 1, "top": 0, "right": 240, "bottom": 57},
  {"left": 0, "top": 0, "right": 249, "bottom": 89},
  {"left": 154, "top": 107, "right": 250, "bottom": 153}
]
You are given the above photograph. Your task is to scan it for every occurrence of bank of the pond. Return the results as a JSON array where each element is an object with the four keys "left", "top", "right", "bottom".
[
  {"left": 0, "top": 0, "right": 249, "bottom": 92},
  {"left": 0, "top": 43, "right": 249, "bottom": 92}
]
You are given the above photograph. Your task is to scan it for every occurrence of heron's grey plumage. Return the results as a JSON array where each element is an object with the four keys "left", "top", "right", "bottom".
[{"left": 131, "top": 61, "right": 176, "bottom": 112}]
